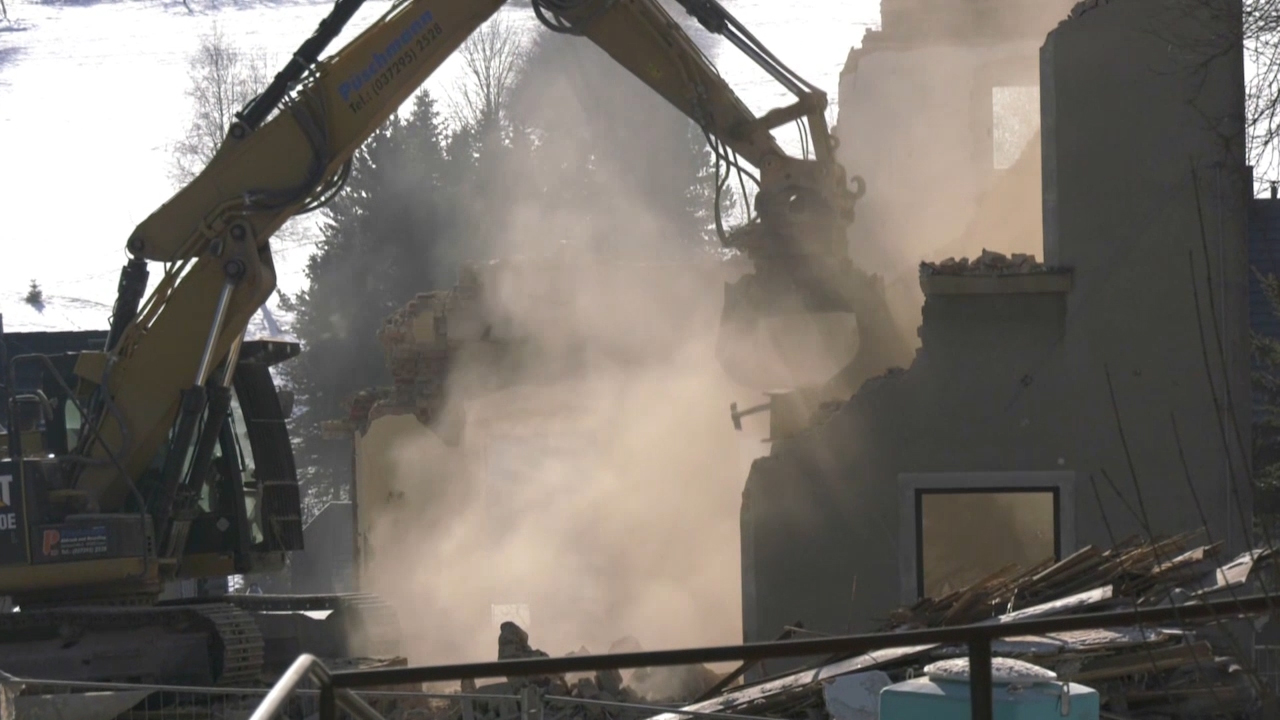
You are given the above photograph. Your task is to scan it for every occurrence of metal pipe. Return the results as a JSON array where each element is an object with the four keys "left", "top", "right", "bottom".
[
  {"left": 104, "top": 258, "right": 150, "bottom": 354},
  {"left": 695, "top": 626, "right": 799, "bottom": 701},
  {"left": 331, "top": 593, "right": 1278, "bottom": 688},
  {"left": 1217, "top": 163, "right": 1232, "bottom": 552},
  {"left": 15, "top": 678, "right": 274, "bottom": 695},
  {"left": 1, "top": 314, "right": 19, "bottom": 465},
  {"left": 718, "top": 29, "right": 806, "bottom": 97},
  {"left": 195, "top": 279, "right": 237, "bottom": 386},
  {"left": 222, "top": 331, "right": 246, "bottom": 387},
  {"left": 236, "top": 0, "right": 369, "bottom": 130},
  {"left": 706, "top": 0, "right": 817, "bottom": 94},
  {"left": 249, "top": 653, "right": 322, "bottom": 720},
  {"left": 546, "top": 695, "right": 775, "bottom": 720},
  {"left": 968, "top": 638, "right": 993, "bottom": 720},
  {"left": 0, "top": 679, "right": 521, "bottom": 703},
  {"left": 320, "top": 685, "right": 337, "bottom": 720},
  {"left": 338, "top": 689, "right": 396, "bottom": 720}
]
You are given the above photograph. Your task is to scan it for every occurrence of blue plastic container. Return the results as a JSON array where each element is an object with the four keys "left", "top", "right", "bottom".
[{"left": 879, "top": 658, "right": 1100, "bottom": 720}]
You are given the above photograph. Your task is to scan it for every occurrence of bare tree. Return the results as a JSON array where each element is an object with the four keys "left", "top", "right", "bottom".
[
  {"left": 1246, "top": 0, "right": 1280, "bottom": 178},
  {"left": 170, "top": 22, "right": 318, "bottom": 253},
  {"left": 1148, "top": 0, "right": 1280, "bottom": 186},
  {"left": 170, "top": 22, "right": 270, "bottom": 185},
  {"left": 449, "top": 14, "right": 529, "bottom": 129}
]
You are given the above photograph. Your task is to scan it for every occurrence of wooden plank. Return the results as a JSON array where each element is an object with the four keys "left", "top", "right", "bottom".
[{"left": 1068, "top": 641, "right": 1214, "bottom": 682}]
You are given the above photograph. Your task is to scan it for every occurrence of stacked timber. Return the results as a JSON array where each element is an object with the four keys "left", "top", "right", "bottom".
[
  {"left": 646, "top": 534, "right": 1278, "bottom": 720},
  {"left": 871, "top": 533, "right": 1276, "bottom": 718}
]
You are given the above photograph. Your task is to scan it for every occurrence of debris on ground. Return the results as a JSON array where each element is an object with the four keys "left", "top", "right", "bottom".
[
  {"left": 645, "top": 533, "right": 1278, "bottom": 720},
  {"left": 384, "top": 624, "right": 730, "bottom": 720},
  {"left": 627, "top": 663, "right": 721, "bottom": 704},
  {"left": 1068, "top": 0, "right": 1114, "bottom": 21},
  {"left": 820, "top": 671, "right": 891, "bottom": 720},
  {"left": 497, "top": 621, "right": 567, "bottom": 693},
  {"left": 26, "top": 534, "right": 1276, "bottom": 720},
  {"left": 368, "top": 535, "right": 1279, "bottom": 719}
]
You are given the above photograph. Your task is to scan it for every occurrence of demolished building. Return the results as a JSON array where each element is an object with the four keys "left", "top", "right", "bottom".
[
  {"left": 743, "top": 0, "right": 1254, "bottom": 667},
  {"left": 671, "top": 535, "right": 1277, "bottom": 720},
  {"left": 322, "top": 254, "right": 910, "bottom": 660},
  {"left": 312, "top": 0, "right": 1264, "bottom": 685},
  {"left": 833, "top": 0, "right": 1075, "bottom": 328}
]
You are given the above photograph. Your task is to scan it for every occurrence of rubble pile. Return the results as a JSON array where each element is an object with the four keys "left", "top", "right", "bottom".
[
  {"left": 1068, "top": 0, "right": 1115, "bottom": 21},
  {"left": 919, "top": 249, "right": 1047, "bottom": 276},
  {"left": 408, "top": 624, "right": 724, "bottom": 720},
  {"left": 355, "top": 535, "right": 1278, "bottom": 720},
  {"left": 885, "top": 533, "right": 1263, "bottom": 627},
  {"left": 649, "top": 534, "right": 1278, "bottom": 720}
]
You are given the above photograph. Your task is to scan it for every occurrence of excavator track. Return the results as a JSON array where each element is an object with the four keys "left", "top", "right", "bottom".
[
  {"left": 217, "top": 592, "right": 403, "bottom": 663},
  {"left": 0, "top": 603, "right": 264, "bottom": 686},
  {"left": 195, "top": 603, "right": 269, "bottom": 686},
  {"left": 162, "top": 592, "right": 403, "bottom": 672}
]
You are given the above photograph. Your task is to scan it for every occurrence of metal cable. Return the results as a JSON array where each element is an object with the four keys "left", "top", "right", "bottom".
[{"left": 531, "top": 0, "right": 613, "bottom": 36}]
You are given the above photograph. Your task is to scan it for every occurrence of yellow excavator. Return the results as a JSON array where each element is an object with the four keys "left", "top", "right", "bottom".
[{"left": 0, "top": 0, "right": 868, "bottom": 686}]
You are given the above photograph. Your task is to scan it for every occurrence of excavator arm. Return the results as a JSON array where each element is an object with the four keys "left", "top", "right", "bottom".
[
  {"left": 554, "top": 0, "right": 857, "bottom": 223},
  {"left": 72, "top": 0, "right": 866, "bottom": 539},
  {"left": 73, "top": 0, "right": 509, "bottom": 514},
  {"left": 549, "top": 0, "right": 869, "bottom": 366}
]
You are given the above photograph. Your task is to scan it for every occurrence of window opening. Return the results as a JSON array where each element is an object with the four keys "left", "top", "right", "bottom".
[
  {"left": 916, "top": 488, "right": 1059, "bottom": 598},
  {"left": 992, "top": 85, "right": 1040, "bottom": 170},
  {"left": 63, "top": 399, "right": 82, "bottom": 449}
]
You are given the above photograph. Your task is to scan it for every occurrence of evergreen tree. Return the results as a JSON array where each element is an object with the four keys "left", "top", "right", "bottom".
[
  {"left": 1253, "top": 271, "right": 1280, "bottom": 540},
  {"left": 24, "top": 280, "right": 43, "bottom": 308},
  {"left": 442, "top": 112, "right": 525, "bottom": 265},
  {"left": 283, "top": 34, "right": 744, "bottom": 512},
  {"left": 504, "top": 31, "right": 738, "bottom": 260},
  {"left": 284, "top": 92, "right": 458, "bottom": 512}
]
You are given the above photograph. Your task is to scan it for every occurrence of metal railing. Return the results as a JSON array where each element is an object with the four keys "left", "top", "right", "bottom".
[
  {"left": 10, "top": 677, "right": 551, "bottom": 720},
  {"left": 264, "top": 592, "right": 1276, "bottom": 720},
  {"left": 1257, "top": 644, "right": 1280, "bottom": 701},
  {"left": 4, "top": 670, "right": 712, "bottom": 720},
  {"left": 9, "top": 678, "right": 275, "bottom": 720},
  {"left": 15, "top": 593, "right": 1246, "bottom": 719},
  {"left": 249, "top": 654, "right": 385, "bottom": 720},
  {"left": 10, "top": 592, "right": 1277, "bottom": 720}
]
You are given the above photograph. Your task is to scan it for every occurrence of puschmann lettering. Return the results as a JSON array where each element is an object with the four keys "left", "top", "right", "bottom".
[{"left": 339, "top": 9, "right": 436, "bottom": 103}]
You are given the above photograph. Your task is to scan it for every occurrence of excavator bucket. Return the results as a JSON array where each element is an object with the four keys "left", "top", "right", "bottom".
[{"left": 715, "top": 258, "right": 866, "bottom": 392}]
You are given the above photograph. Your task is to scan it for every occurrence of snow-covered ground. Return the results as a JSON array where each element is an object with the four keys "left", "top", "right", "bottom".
[{"left": 0, "top": 0, "right": 879, "bottom": 334}]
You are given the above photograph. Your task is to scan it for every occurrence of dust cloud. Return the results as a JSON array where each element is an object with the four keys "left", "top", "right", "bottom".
[
  {"left": 836, "top": 0, "right": 1077, "bottom": 345},
  {"left": 365, "top": 339, "right": 768, "bottom": 664},
  {"left": 357, "top": 30, "right": 817, "bottom": 664},
  {"left": 919, "top": 491, "right": 1057, "bottom": 597}
]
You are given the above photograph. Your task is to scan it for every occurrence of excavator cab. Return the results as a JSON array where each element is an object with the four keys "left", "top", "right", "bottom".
[
  {"left": 0, "top": 322, "right": 398, "bottom": 684},
  {"left": 0, "top": 326, "right": 304, "bottom": 604}
]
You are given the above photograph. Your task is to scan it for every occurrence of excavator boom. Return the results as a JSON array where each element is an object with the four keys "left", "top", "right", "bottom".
[
  {"left": 75, "top": 0, "right": 863, "bottom": 515},
  {"left": 74, "top": 0, "right": 509, "bottom": 512},
  {"left": 0, "top": 0, "right": 869, "bottom": 687}
]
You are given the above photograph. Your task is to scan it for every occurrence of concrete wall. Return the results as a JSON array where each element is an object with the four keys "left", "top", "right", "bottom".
[
  {"left": 1039, "top": 0, "right": 1251, "bottom": 550},
  {"left": 742, "top": 283, "right": 1073, "bottom": 647},
  {"left": 836, "top": 42, "right": 1046, "bottom": 278},
  {"left": 833, "top": 0, "right": 1075, "bottom": 343},
  {"left": 352, "top": 411, "right": 469, "bottom": 588},
  {"left": 742, "top": 0, "right": 1251, "bottom": 654}
]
